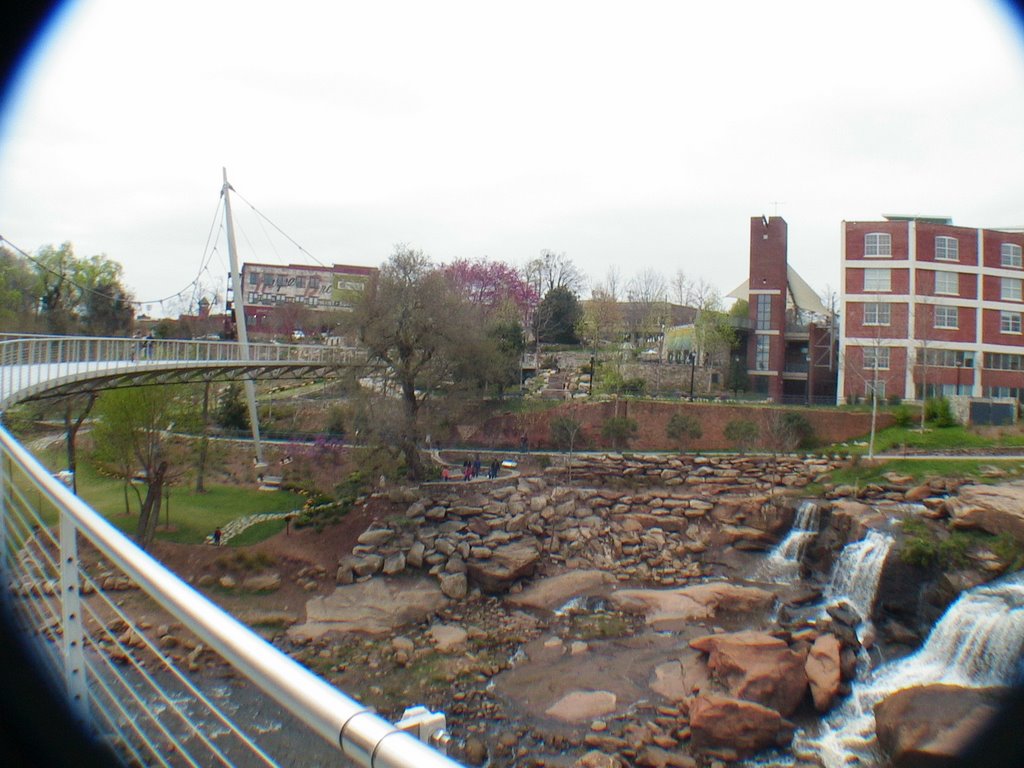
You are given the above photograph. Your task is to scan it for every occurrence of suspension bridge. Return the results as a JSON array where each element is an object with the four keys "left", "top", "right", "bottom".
[{"left": 0, "top": 333, "right": 460, "bottom": 767}]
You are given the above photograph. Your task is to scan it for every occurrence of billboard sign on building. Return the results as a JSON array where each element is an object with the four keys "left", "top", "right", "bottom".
[{"left": 241, "top": 263, "right": 374, "bottom": 313}]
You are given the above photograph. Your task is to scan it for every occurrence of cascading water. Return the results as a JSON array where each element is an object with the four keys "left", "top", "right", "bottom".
[
  {"left": 802, "top": 571, "right": 1024, "bottom": 767},
  {"left": 822, "top": 529, "right": 894, "bottom": 625},
  {"left": 759, "top": 501, "right": 821, "bottom": 581}
]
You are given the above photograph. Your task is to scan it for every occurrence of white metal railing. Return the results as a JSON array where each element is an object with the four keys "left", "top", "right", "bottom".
[
  {"left": 0, "top": 334, "right": 460, "bottom": 767},
  {"left": 0, "top": 334, "right": 364, "bottom": 408}
]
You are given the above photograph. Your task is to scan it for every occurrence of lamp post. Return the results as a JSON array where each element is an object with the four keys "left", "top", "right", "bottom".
[
  {"left": 955, "top": 360, "right": 963, "bottom": 396},
  {"left": 688, "top": 350, "right": 697, "bottom": 402}
]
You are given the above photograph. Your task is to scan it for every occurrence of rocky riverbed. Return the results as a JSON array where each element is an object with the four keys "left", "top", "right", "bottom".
[{"left": 108, "top": 453, "right": 1024, "bottom": 767}]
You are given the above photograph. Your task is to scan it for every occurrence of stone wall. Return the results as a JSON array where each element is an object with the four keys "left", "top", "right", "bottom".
[{"left": 338, "top": 454, "right": 840, "bottom": 597}]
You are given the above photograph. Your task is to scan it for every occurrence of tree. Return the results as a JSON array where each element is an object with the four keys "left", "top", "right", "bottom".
[
  {"left": 693, "top": 291, "right": 736, "bottom": 370},
  {"left": 75, "top": 254, "right": 134, "bottom": 335},
  {"left": 444, "top": 258, "right": 538, "bottom": 321},
  {"left": 535, "top": 286, "right": 582, "bottom": 344},
  {"left": 92, "top": 386, "right": 179, "bottom": 549},
  {"left": 352, "top": 246, "right": 478, "bottom": 480},
  {"left": 0, "top": 246, "right": 40, "bottom": 332},
  {"left": 670, "top": 269, "right": 692, "bottom": 307},
  {"left": 216, "top": 383, "right": 249, "bottom": 430},
  {"left": 61, "top": 393, "right": 97, "bottom": 495},
  {"left": 549, "top": 413, "right": 585, "bottom": 481},
  {"left": 525, "top": 250, "right": 586, "bottom": 296},
  {"left": 601, "top": 416, "right": 638, "bottom": 451},
  {"left": 724, "top": 418, "right": 759, "bottom": 454},
  {"left": 666, "top": 412, "right": 702, "bottom": 453}
]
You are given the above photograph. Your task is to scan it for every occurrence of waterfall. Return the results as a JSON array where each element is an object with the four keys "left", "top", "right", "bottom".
[
  {"left": 803, "top": 571, "right": 1024, "bottom": 767},
  {"left": 759, "top": 501, "right": 821, "bottom": 581},
  {"left": 823, "top": 529, "right": 894, "bottom": 624}
]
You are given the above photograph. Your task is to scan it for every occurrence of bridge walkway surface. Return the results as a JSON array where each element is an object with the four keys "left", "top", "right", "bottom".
[{"left": 0, "top": 334, "right": 461, "bottom": 767}]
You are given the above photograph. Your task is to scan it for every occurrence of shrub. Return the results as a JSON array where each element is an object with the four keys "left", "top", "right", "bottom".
[
  {"left": 600, "top": 416, "right": 638, "bottom": 450},
  {"left": 900, "top": 536, "right": 938, "bottom": 567},
  {"left": 887, "top": 394, "right": 902, "bottom": 406},
  {"left": 781, "top": 412, "right": 817, "bottom": 449},
  {"left": 924, "top": 397, "right": 955, "bottom": 428},
  {"left": 892, "top": 404, "right": 914, "bottom": 428},
  {"left": 666, "top": 412, "right": 702, "bottom": 452},
  {"left": 724, "top": 419, "right": 759, "bottom": 453},
  {"left": 550, "top": 416, "right": 585, "bottom": 451}
]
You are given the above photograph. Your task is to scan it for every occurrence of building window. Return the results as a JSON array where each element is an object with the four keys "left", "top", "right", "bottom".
[
  {"left": 1000, "top": 311, "right": 1021, "bottom": 334},
  {"left": 934, "top": 271, "right": 958, "bottom": 295},
  {"left": 863, "top": 346, "right": 890, "bottom": 370},
  {"left": 984, "top": 352, "right": 1023, "bottom": 370},
  {"left": 755, "top": 336, "right": 770, "bottom": 371},
  {"left": 863, "top": 268, "right": 891, "bottom": 292},
  {"left": 755, "top": 295, "right": 772, "bottom": 330},
  {"left": 263, "top": 274, "right": 275, "bottom": 286},
  {"left": 247, "top": 271, "right": 260, "bottom": 286},
  {"left": 935, "top": 236, "right": 958, "bottom": 261},
  {"left": 863, "top": 302, "right": 890, "bottom": 326},
  {"left": 1001, "top": 277, "right": 1022, "bottom": 301},
  {"left": 866, "top": 380, "right": 886, "bottom": 400},
  {"left": 865, "top": 232, "right": 891, "bottom": 257},
  {"left": 1001, "top": 243, "right": 1022, "bottom": 268},
  {"left": 985, "top": 386, "right": 1023, "bottom": 401},
  {"left": 934, "top": 306, "right": 958, "bottom": 329},
  {"left": 917, "top": 348, "right": 973, "bottom": 368},
  {"left": 294, "top": 276, "right": 306, "bottom": 288}
]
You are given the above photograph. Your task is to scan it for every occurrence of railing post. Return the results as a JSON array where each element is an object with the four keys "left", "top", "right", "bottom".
[
  {"left": 59, "top": 511, "right": 91, "bottom": 724},
  {"left": 0, "top": 452, "right": 9, "bottom": 577}
]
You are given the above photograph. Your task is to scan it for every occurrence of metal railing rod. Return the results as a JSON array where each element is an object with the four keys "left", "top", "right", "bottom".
[{"left": 0, "top": 426, "right": 460, "bottom": 768}]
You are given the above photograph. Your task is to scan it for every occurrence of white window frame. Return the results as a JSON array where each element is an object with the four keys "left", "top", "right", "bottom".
[
  {"left": 864, "top": 232, "right": 892, "bottom": 257},
  {"left": 1001, "top": 243, "right": 1022, "bottom": 269},
  {"left": 863, "top": 346, "right": 890, "bottom": 370},
  {"left": 863, "top": 268, "right": 891, "bottom": 292},
  {"left": 863, "top": 302, "right": 890, "bottom": 326},
  {"left": 935, "top": 236, "right": 958, "bottom": 261},
  {"left": 934, "top": 270, "right": 958, "bottom": 296},
  {"left": 1000, "top": 311, "right": 1022, "bottom": 334},
  {"left": 934, "top": 305, "right": 958, "bottom": 329},
  {"left": 866, "top": 380, "right": 886, "bottom": 400},
  {"left": 1001, "top": 277, "right": 1022, "bottom": 302}
]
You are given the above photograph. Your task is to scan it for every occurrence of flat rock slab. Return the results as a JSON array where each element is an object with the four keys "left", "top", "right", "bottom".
[
  {"left": 609, "top": 582, "right": 775, "bottom": 630},
  {"left": 288, "top": 577, "right": 447, "bottom": 640},
  {"left": 507, "top": 569, "right": 615, "bottom": 611},
  {"left": 545, "top": 690, "right": 617, "bottom": 722}
]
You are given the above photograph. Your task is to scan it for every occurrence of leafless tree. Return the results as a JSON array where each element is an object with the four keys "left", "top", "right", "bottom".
[{"left": 525, "top": 250, "right": 586, "bottom": 296}]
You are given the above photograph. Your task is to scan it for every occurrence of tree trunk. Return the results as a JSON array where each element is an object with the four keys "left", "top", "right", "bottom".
[
  {"left": 195, "top": 381, "right": 211, "bottom": 493},
  {"left": 63, "top": 393, "right": 96, "bottom": 495},
  {"left": 400, "top": 377, "right": 424, "bottom": 480},
  {"left": 136, "top": 461, "right": 168, "bottom": 549}
]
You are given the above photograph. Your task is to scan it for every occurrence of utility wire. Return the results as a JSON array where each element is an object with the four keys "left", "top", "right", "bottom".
[{"left": 231, "top": 188, "right": 326, "bottom": 268}]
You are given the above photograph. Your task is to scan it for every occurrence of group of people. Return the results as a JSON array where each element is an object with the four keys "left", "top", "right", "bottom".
[{"left": 441, "top": 455, "right": 502, "bottom": 482}]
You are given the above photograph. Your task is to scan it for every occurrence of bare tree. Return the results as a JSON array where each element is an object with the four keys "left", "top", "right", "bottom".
[
  {"left": 670, "top": 269, "right": 692, "bottom": 307},
  {"left": 626, "top": 268, "right": 668, "bottom": 304},
  {"left": 525, "top": 250, "right": 586, "bottom": 296}
]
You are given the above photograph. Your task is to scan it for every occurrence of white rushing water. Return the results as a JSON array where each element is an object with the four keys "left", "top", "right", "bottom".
[
  {"left": 759, "top": 501, "right": 821, "bottom": 581},
  {"left": 822, "top": 529, "right": 894, "bottom": 624},
  {"left": 803, "top": 571, "right": 1024, "bottom": 767}
]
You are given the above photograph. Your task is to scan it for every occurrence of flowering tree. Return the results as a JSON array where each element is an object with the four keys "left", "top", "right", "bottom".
[{"left": 443, "top": 258, "right": 538, "bottom": 320}]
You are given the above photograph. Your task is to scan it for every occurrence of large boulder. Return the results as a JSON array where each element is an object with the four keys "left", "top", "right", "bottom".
[
  {"left": 545, "top": 690, "right": 617, "bottom": 722},
  {"left": 689, "top": 694, "right": 793, "bottom": 756},
  {"left": 609, "top": 582, "right": 775, "bottom": 630},
  {"left": 874, "top": 684, "right": 1004, "bottom": 764},
  {"left": 689, "top": 631, "right": 807, "bottom": 716},
  {"left": 946, "top": 484, "right": 1024, "bottom": 543},
  {"left": 804, "top": 633, "right": 841, "bottom": 711},
  {"left": 507, "top": 569, "right": 615, "bottom": 611},
  {"left": 288, "top": 577, "right": 447, "bottom": 639},
  {"left": 467, "top": 539, "right": 541, "bottom": 592}
]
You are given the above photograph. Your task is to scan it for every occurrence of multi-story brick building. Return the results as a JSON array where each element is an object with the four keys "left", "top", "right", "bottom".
[
  {"left": 730, "top": 216, "right": 837, "bottom": 403},
  {"left": 839, "top": 216, "right": 1024, "bottom": 403}
]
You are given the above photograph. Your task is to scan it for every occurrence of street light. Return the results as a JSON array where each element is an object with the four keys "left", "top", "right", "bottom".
[{"left": 955, "top": 359, "right": 963, "bottom": 396}]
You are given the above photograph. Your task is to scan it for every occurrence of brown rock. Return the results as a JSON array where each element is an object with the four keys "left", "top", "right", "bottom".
[
  {"left": 689, "top": 631, "right": 807, "bottom": 716},
  {"left": 804, "top": 633, "right": 841, "bottom": 711},
  {"left": 467, "top": 540, "right": 540, "bottom": 592},
  {"left": 610, "top": 582, "right": 775, "bottom": 630},
  {"left": 874, "top": 684, "right": 1004, "bottom": 764},
  {"left": 574, "top": 750, "right": 624, "bottom": 768},
  {"left": 546, "top": 691, "right": 617, "bottom": 723},
  {"left": 946, "top": 484, "right": 1024, "bottom": 543},
  {"left": 689, "top": 694, "right": 790, "bottom": 756},
  {"left": 507, "top": 569, "right": 614, "bottom": 611}
]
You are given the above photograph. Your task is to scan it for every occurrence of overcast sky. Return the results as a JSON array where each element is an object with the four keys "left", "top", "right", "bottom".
[{"left": 2, "top": 0, "right": 1023, "bottom": 316}]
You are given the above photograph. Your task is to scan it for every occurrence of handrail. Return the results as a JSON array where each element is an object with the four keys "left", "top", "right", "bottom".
[
  {"left": 0, "top": 334, "right": 364, "bottom": 409},
  {"left": 0, "top": 423, "right": 460, "bottom": 767}
]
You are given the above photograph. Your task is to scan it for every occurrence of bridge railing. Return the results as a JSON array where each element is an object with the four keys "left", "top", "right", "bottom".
[
  {"left": 0, "top": 334, "right": 459, "bottom": 768},
  {"left": 0, "top": 334, "right": 363, "bottom": 407}
]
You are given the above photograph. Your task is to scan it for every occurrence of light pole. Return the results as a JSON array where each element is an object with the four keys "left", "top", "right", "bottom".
[
  {"left": 688, "top": 350, "right": 697, "bottom": 401},
  {"left": 955, "top": 360, "right": 963, "bottom": 396}
]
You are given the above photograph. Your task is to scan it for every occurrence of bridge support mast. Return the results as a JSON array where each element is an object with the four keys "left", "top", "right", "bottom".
[{"left": 222, "top": 168, "right": 265, "bottom": 465}]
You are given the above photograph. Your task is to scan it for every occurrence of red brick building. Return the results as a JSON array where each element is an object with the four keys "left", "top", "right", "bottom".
[
  {"left": 730, "top": 216, "right": 837, "bottom": 403},
  {"left": 839, "top": 216, "right": 1024, "bottom": 403}
]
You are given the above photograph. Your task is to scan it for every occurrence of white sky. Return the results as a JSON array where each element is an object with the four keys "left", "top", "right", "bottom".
[{"left": 2, "top": 0, "right": 1024, "bottom": 316}]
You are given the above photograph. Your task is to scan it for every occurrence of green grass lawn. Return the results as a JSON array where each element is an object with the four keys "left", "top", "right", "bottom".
[
  {"left": 809, "top": 458, "right": 1024, "bottom": 492},
  {"left": 32, "top": 448, "right": 303, "bottom": 545},
  {"left": 827, "top": 424, "right": 1024, "bottom": 456}
]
